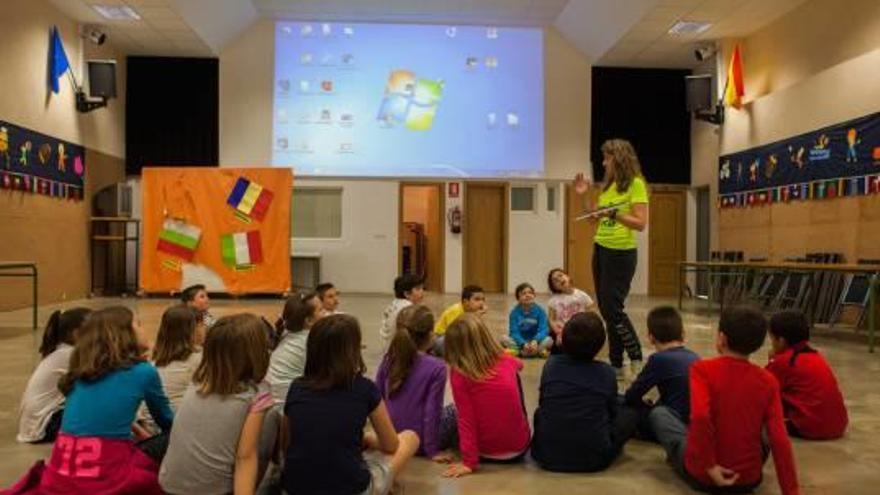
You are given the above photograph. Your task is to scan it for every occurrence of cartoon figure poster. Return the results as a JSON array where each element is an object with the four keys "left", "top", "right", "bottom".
[
  {"left": 0, "top": 119, "right": 85, "bottom": 200},
  {"left": 718, "top": 111, "right": 880, "bottom": 207}
]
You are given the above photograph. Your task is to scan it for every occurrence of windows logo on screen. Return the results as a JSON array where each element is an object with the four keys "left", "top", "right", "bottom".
[{"left": 376, "top": 70, "right": 443, "bottom": 131}]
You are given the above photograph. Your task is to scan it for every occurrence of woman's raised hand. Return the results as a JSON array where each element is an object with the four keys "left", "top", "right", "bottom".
[{"left": 574, "top": 172, "right": 592, "bottom": 195}]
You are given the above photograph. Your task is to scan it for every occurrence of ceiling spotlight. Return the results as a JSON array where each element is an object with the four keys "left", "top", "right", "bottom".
[
  {"left": 694, "top": 44, "right": 716, "bottom": 62},
  {"left": 84, "top": 27, "right": 107, "bottom": 46}
]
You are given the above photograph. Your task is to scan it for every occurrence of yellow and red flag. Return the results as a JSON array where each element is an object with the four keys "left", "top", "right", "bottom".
[{"left": 724, "top": 44, "right": 745, "bottom": 109}]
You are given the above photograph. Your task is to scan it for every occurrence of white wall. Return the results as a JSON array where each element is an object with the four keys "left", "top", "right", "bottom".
[
  {"left": 292, "top": 179, "right": 399, "bottom": 293},
  {"left": 508, "top": 182, "right": 565, "bottom": 294}
]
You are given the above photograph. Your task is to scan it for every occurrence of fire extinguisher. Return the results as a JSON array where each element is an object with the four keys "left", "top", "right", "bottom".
[{"left": 448, "top": 206, "right": 462, "bottom": 234}]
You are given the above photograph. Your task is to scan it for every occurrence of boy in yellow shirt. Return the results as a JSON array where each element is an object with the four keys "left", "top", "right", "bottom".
[{"left": 432, "top": 285, "right": 486, "bottom": 356}]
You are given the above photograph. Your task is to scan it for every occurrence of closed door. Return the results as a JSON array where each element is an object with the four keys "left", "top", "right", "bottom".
[
  {"left": 565, "top": 184, "right": 599, "bottom": 294},
  {"left": 464, "top": 183, "right": 506, "bottom": 292},
  {"left": 649, "top": 189, "right": 687, "bottom": 296}
]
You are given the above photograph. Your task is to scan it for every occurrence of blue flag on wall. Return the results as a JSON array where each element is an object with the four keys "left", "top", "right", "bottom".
[{"left": 49, "top": 26, "right": 70, "bottom": 94}]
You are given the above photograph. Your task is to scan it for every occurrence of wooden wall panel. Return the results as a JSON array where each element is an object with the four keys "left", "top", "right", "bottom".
[
  {"left": 0, "top": 149, "right": 124, "bottom": 311},
  {"left": 719, "top": 195, "right": 880, "bottom": 262}
]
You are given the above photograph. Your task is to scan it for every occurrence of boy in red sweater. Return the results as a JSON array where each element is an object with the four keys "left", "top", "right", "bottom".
[
  {"left": 767, "top": 309, "right": 848, "bottom": 439},
  {"left": 649, "top": 306, "right": 800, "bottom": 495}
]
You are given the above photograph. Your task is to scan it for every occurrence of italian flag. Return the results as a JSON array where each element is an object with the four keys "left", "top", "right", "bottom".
[
  {"left": 221, "top": 231, "right": 263, "bottom": 267},
  {"left": 157, "top": 219, "right": 201, "bottom": 261},
  {"left": 227, "top": 177, "right": 274, "bottom": 221}
]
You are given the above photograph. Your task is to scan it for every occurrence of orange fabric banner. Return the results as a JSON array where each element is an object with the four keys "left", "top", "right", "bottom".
[
  {"left": 140, "top": 167, "right": 292, "bottom": 294},
  {"left": 724, "top": 44, "right": 745, "bottom": 109}
]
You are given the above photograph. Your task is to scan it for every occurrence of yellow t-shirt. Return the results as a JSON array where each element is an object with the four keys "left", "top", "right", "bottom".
[
  {"left": 434, "top": 303, "right": 464, "bottom": 336},
  {"left": 593, "top": 176, "right": 648, "bottom": 250}
]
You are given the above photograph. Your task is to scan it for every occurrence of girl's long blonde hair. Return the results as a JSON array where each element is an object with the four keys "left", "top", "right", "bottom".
[
  {"left": 443, "top": 313, "right": 504, "bottom": 381},
  {"left": 601, "top": 139, "right": 643, "bottom": 192}
]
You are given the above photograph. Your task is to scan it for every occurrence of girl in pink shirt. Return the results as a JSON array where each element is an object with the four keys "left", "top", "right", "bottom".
[{"left": 441, "top": 313, "right": 531, "bottom": 477}]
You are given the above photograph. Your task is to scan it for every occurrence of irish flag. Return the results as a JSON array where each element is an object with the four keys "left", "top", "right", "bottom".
[
  {"left": 157, "top": 219, "right": 201, "bottom": 261},
  {"left": 227, "top": 177, "right": 274, "bottom": 221},
  {"left": 221, "top": 231, "right": 263, "bottom": 267}
]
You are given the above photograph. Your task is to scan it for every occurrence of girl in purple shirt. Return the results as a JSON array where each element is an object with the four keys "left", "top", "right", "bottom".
[{"left": 376, "top": 305, "right": 455, "bottom": 461}]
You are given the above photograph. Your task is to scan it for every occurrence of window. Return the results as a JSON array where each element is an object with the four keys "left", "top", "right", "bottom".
[
  {"left": 510, "top": 186, "right": 535, "bottom": 212},
  {"left": 546, "top": 184, "right": 557, "bottom": 212},
  {"left": 292, "top": 187, "right": 342, "bottom": 238}
]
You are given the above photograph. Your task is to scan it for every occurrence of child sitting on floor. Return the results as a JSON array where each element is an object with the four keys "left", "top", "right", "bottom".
[
  {"left": 649, "top": 305, "right": 800, "bottom": 495},
  {"left": 376, "top": 305, "right": 455, "bottom": 462},
  {"left": 502, "top": 282, "right": 552, "bottom": 358},
  {"left": 137, "top": 305, "right": 204, "bottom": 433},
  {"left": 152, "top": 305, "right": 203, "bottom": 410},
  {"left": 160, "top": 314, "right": 279, "bottom": 495},
  {"left": 379, "top": 274, "right": 425, "bottom": 352},
  {"left": 6, "top": 307, "right": 173, "bottom": 494},
  {"left": 433, "top": 285, "right": 486, "bottom": 356},
  {"left": 267, "top": 292, "right": 323, "bottom": 402},
  {"left": 282, "top": 314, "right": 419, "bottom": 495},
  {"left": 532, "top": 313, "right": 638, "bottom": 472},
  {"left": 181, "top": 284, "right": 215, "bottom": 328},
  {"left": 766, "top": 309, "right": 848, "bottom": 440},
  {"left": 17, "top": 307, "right": 92, "bottom": 444},
  {"left": 622, "top": 306, "right": 699, "bottom": 440},
  {"left": 441, "top": 313, "right": 531, "bottom": 478},
  {"left": 316, "top": 282, "right": 342, "bottom": 315},
  {"left": 547, "top": 268, "right": 594, "bottom": 353}
]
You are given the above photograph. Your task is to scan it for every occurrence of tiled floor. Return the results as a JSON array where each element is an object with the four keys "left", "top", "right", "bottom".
[{"left": 1, "top": 293, "right": 879, "bottom": 493}]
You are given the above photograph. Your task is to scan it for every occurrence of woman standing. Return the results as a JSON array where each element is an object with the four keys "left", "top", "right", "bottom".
[{"left": 574, "top": 139, "right": 648, "bottom": 377}]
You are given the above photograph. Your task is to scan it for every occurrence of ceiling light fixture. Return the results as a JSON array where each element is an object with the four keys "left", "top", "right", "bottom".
[
  {"left": 92, "top": 5, "right": 141, "bottom": 21},
  {"left": 668, "top": 20, "right": 712, "bottom": 35}
]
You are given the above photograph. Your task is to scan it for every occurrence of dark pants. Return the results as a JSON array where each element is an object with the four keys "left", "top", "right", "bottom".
[
  {"left": 532, "top": 405, "right": 639, "bottom": 473},
  {"left": 618, "top": 396, "right": 657, "bottom": 442},
  {"left": 135, "top": 432, "right": 169, "bottom": 464},
  {"left": 37, "top": 409, "right": 64, "bottom": 444},
  {"left": 649, "top": 406, "right": 763, "bottom": 494},
  {"left": 592, "top": 244, "right": 642, "bottom": 368}
]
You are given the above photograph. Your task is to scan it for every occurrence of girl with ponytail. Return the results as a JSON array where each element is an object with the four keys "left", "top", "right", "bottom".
[
  {"left": 17, "top": 307, "right": 92, "bottom": 443},
  {"left": 376, "top": 305, "right": 455, "bottom": 461},
  {"left": 267, "top": 292, "right": 323, "bottom": 402}
]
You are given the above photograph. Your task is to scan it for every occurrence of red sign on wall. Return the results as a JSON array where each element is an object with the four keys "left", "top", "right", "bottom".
[{"left": 448, "top": 182, "right": 460, "bottom": 198}]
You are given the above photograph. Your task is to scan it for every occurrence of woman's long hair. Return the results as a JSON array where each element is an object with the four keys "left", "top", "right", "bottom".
[
  {"left": 601, "top": 139, "right": 643, "bottom": 192},
  {"left": 384, "top": 305, "right": 435, "bottom": 396}
]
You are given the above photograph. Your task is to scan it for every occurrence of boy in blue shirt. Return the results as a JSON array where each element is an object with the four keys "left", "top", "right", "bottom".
[
  {"left": 503, "top": 283, "right": 552, "bottom": 357},
  {"left": 622, "top": 306, "right": 700, "bottom": 440}
]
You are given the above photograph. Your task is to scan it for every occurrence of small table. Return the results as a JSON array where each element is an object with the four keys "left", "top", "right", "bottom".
[{"left": 0, "top": 262, "right": 38, "bottom": 330}]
